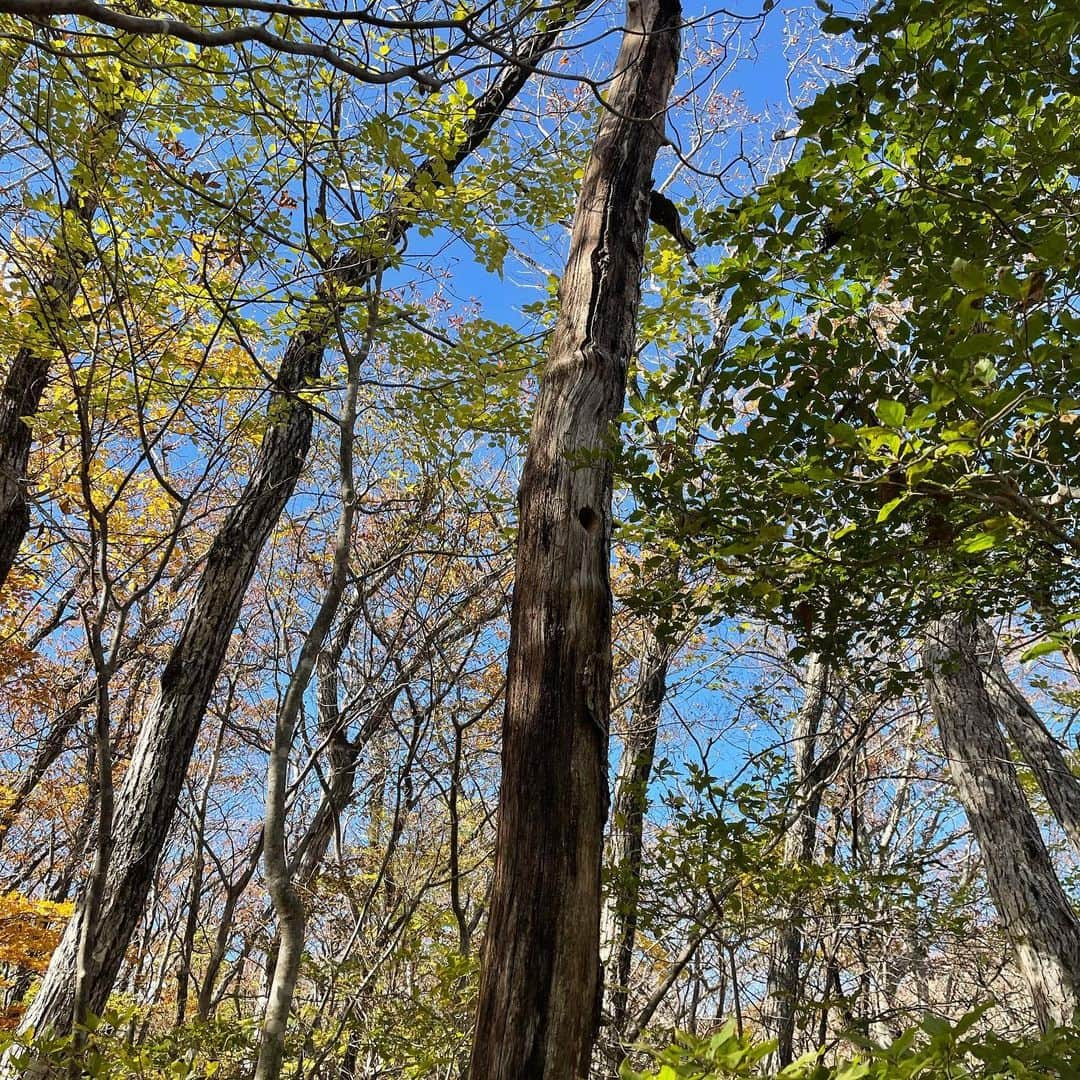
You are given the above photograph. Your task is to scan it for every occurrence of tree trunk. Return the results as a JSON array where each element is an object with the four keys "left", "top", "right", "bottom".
[
  {"left": 467, "top": 3, "right": 680, "bottom": 1076},
  {"left": 19, "top": 319, "right": 325, "bottom": 1042},
  {"left": 196, "top": 837, "right": 263, "bottom": 1022},
  {"left": 254, "top": 293, "right": 365, "bottom": 1080},
  {"left": 15, "top": 21, "right": 580, "bottom": 1045},
  {"left": 973, "top": 619, "right": 1080, "bottom": 854},
  {"left": 764, "top": 655, "right": 834, "bottom": 1067},
  {"left": 600, "top": 630, "right": 670, "bottom": 1060},
  {"left": 923, "top": 613, "right": 1080, "bottom": 1030},
  {"left": 0, "top": 696, "right": 87, "bottom": 850},
  {"left": 175, "top": 719, "right": 225, "bottom": 1028}
]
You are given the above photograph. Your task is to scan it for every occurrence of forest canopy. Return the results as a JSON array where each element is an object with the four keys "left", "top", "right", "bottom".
[{"left": 0, "top": 0, "right": 1078, "bottom": 1077}]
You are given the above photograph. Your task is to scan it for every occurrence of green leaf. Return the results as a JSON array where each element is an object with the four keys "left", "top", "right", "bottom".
[
  {"left": 957, "top": 531, "right": 997, "bottom": 554},
  {"left": 920, "top": 1012, "right": 952, "bottom": 1037},
  {"left": 949, "top": 332, "right": 1003, "bottom": 361},
  {"left": 950, "top": 257, "right": 987, "bottom": 291},
  {"left": 1020, "top": 638, "right": 1063, "bottom": 662},
  {"left": 876, "top": 496, "right": 905, "bottom": 522},
  {"left": 874, "top": 399, "right": 906, "bottom": 427}
]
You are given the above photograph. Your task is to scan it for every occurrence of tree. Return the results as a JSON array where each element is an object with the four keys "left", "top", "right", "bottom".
[
  {"left": 0, "top": 46, "right": 129, "bottom": 590},
  {"left": 763, "top": 655, "right": 839, "bottom": 1068},
  {"left": 468, "top": 0, "right": 681, "bottom": 1076},
  {"left": 4, "top": 0, "right": 1080, "bottom": 1074},
  {"left": 923, "top": 613, "right": 1080, "bottom": 1030},
  {"left": 973, "top": 619, "right": 1080, "bottom": 854}
]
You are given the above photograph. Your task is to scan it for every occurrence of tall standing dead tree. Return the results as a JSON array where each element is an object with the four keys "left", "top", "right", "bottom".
[{"left": 468, "top": 2, "right": 681, "bottom": 1077}]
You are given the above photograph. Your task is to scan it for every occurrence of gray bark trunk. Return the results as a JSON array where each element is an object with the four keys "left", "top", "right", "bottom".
[
  {"left": 923, "top": 613, "right": 1080, "bottom": 1030},
  {"left": 764, "top": 655, "right": 835, "bottom": 1067},
  {"left": 19, "top": 316, "right": 324, "bottom": 1041},
  {"left": 974, "top": 619, "right": 1080, "bottom": 854},
  {"left": 600, "top": 632, "right": 669, "bottom": 1055},
  {"left": 254, "top": 298, "right": 365, "bottom": 1080},
  {"left": 175, "top": 719, "right": 225, "bottom": 1027},
  {"left": 467, "top": 2, "right": 680, "bottom": 1076}
]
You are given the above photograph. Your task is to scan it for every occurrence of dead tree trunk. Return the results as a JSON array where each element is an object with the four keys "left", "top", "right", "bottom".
[
  {"left": 17, "top": 25, "right": 575, "bottom": 1041},
  {"left": 764, "top": 655, "right": 836, "bottom": 1067},
  {"left": 923, "top": 613, "right": 1080, "bottom": 1030},
  {"left": 467, "top": 3, "right": 680, "bottom": 1077}
]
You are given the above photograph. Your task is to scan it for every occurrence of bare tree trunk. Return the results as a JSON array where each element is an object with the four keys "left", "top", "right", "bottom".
[
  {"left": 600, "top": 630, "right": 670, "bottom": 1064},
  {"left": 974, "top": 619, "right": 1080, "bottom": 854},
  {"left": 468, "top": 3, "right": 680, "bottom": 1076},
  {"left": 70, "top": 604, "right": 115, "bottom": 1052},
  {"left": 253, "top": 295, "right": 368, "bottom": 1080},
  {"left": 764, "top": 655, "right": 835, "bottom": 1067},
  {"left": 15, "top": 24, "right": 579, "bottom": 1045},
  {"left": 196, "top": 837, "right": 263, "bottom": 1022},
  {"left": 175, "top": 716, "right": 227, "bottom": 1028},
  {"left": 815, "top": 806, "right": 843, "bottom": 1048},
  {"left": 0, "top": 696, "right": 87, "bottom": 850},
  {"left": 17, "top": 312, "right": 326, "bottom": 1044},
  {"left": 923, "top": 613, "right": 1080, "bottom": 1030}
]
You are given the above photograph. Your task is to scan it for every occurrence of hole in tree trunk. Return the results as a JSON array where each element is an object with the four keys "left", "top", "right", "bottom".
[{"left": 578, "top": 506, "right": 599, "bottom": 533}]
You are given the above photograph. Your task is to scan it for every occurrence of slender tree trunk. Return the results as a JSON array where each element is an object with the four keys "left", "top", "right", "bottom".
[
  {"left": 175, "top": 718, "right": 226, "bottom": 1028},
  {"left": 14, "top": 24, "right": 579, "bottom": 1046},
  {"left": 600, "top": 630, "right": 670, "bottom": 1065},
  {"left": 196, "top": 835, "right": 263, "bottom": 1021},
  {"left": 17, "top": 315, "right": 326, "bottom": 1043},
  {"left": 468, "top": 4, "right": 680, "bottom": 1076},
  {"left": 764, "top": 655, "right": 835, "bottom": 1068},
  {"left": 254, "top": 297, "right": 367, "bottom": 1080},
  {"left": 70, "top": 611, "right": 115, "bottom": 1052},
  {"left": 973, "top": 619, "right": 1080, "bottom": 854},
  {"left": 0, "top": 696, "right": 87, "bottom": 850},
  {"left": 816, "top": 807, "right": 843, "bottom": 1048},
  {"left": 923, "top": 613, "right": 1080, "bottom": 1030}
]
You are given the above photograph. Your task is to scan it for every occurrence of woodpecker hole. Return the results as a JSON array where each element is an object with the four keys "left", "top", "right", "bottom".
[{"left": 578, "top": 506, "right": 599, "bottom": 533}]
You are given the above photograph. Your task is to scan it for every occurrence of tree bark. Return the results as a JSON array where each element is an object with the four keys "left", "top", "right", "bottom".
[
  {"left": 17, "top": 23, "right": 572, "bottom": 1039},
  {"left": 17, "top": 312, "right": 326, "bottom": 1043},
  {"left": 0, "top": 695, "right": 87, "bottom": 851},
  {"left": 254, "top": 290, "right": 367, "bottom": 1080},
  {"left": 764, "top": 655, "right": 835, "bottom": 1067},
  {"left": 196, "top": 835, "right": 263, "bottom": 1022},
  {"left": 973, "top": 619, "right": 1080, "bottom": 854},
  {"left": 923, "top": 613, "right": 1080, "bottom": 1030},
  {"left": 175, "top": 718, "right": 226, "bottom": 1028},
  {"left": 467, "top": 3, "right": 680, "bottom": 1077}
]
